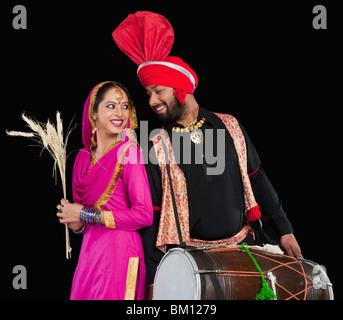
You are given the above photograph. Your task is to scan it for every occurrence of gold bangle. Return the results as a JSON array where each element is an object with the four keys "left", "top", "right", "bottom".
[{"left": 103, "top": 210, "right": 115, "bottom": 229}]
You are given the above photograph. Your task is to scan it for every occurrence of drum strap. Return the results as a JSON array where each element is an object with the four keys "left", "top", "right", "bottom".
[
  {"left": 251, "top": 219, "right": 278, "bottom": 246},
  {"left": 194, "top": 250, "right": 224, "bottom": 300},
  {"left": 161, "top": 141, "right": 186, "bottom": 248}
]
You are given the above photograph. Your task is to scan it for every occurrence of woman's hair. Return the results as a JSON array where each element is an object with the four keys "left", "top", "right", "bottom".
[{"left": 93, "top": 81, "right": 134, "bottom": 113}]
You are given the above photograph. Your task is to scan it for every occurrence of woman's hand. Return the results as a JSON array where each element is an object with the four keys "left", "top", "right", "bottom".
[{"left": 57, "top": 198, "right": 84, "bottom": 231}]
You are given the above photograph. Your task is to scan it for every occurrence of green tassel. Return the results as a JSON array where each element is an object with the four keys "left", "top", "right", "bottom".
[
  {"left": 256, "top": 282, "right": 277, "bottom": 300},
  {"left": 240, "top": 243, "right": 276, "bottom": 300}
]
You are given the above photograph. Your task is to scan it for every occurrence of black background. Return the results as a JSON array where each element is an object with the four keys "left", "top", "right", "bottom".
[{"left": 1, "top": 0, "right": 341, "bottom": 302}]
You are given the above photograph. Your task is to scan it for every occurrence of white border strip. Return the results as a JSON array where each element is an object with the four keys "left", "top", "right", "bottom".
[{"left": 137, "top": 61, "right": 196, "bottom": 90}]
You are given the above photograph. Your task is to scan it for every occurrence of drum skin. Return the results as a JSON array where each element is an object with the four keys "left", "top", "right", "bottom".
[{"left": 153, "top": 247, "right": 333, "bottom": 300}]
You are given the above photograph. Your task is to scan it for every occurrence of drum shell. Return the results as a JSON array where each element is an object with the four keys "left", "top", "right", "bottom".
[{"left": 153, "top": 247, "right": 333, "bottom": 300}]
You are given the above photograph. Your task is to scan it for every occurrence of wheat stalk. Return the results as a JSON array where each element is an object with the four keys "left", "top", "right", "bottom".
[
  {"left": 6, "top": 111, "right": 74, "bottom": 259},
  {"left": 6, "top": 131, "right": 34, "bottom": 138}
]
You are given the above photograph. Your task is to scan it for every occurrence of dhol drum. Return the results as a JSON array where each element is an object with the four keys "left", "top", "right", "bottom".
[{"left": 153, "top": 246, "right": 333, "bottom": 300}]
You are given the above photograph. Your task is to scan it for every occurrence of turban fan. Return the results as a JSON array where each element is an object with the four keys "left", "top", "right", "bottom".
[{"left": 113, "top": 11, "right": 198, "bottom": 105}]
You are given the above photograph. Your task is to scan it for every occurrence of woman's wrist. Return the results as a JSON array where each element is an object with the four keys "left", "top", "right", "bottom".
[{"left": 73, "top": 223, "right": 86, "bottom": 235}]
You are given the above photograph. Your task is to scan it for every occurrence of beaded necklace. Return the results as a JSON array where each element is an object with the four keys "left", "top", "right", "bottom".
[{"left": 172, "top": 117, "right": 206, "bottom": 144}]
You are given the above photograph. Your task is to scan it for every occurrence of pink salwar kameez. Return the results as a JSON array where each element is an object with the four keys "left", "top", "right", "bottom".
[{"left": 70, "top": 82, "right": 153, "bottom": 300}]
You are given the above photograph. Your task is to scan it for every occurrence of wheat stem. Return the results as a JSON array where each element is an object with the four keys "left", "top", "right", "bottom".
[{"left": 6, "top": 112, "right": 73, "bottom": 259}]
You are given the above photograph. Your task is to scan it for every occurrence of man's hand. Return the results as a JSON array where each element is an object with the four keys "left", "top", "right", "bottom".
[
  {"left": 147, "top": 285, "right": 154, "bottom": 300},
  {"left": 280, "top": 233, "right": 302, "bottom": 258}
]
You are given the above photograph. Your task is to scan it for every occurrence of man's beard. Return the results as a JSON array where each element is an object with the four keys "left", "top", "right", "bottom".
[{"left": 157, "top": 96, "right": 185, "bottom": 124}]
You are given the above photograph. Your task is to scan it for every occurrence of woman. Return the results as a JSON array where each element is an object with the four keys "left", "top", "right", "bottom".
[{"left": 56, "top": 81, "right": 153, "bottom": 300}]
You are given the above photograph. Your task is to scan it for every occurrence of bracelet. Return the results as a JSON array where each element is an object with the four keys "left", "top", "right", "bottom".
[
  {"left": 80, "top": 207, "right": 101, "bottom": 225},
  {"left": 73, "top": 223, "right": 86, "bottom": 235}
]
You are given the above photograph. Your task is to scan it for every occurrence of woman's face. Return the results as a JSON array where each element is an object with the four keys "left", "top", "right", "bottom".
[{"left": 93, "top": 87, "right": 130, "bottom": 137}]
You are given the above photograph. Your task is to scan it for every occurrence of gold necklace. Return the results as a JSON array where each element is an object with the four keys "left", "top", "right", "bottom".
[
  {"left": 172, "top": 117, "right": 206, "bottom": 144},
  {"left": 185, "top": 118, "right": 198, "bottom": 128}
]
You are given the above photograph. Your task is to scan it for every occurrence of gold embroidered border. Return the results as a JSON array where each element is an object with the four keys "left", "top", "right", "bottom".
[
  {"left": 90, "top": 140, "right": 122, "bottom": 169},
  {"left": 129, "top": 106, "right": 138, "bottom": 130},
  {"left": 103, "top": 210, "right": 115, "bottom": 229},
  {"left": 124, "top": 257, "right": 139, "bottom": 300},
  {"left": 93, "top": 143, "right": 135, "bottom": 211}
]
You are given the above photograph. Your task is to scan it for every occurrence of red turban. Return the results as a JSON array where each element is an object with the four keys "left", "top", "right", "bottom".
[{"left": 112, "top": 11, "right": 198, "bottom": 105}]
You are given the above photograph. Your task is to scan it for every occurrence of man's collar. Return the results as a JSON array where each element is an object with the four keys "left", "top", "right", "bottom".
[{"left": 198, "top": 106, "right": 216, "bottom": 127}]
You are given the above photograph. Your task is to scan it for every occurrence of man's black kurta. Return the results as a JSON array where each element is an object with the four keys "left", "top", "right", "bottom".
[{"left": 140, "top": 106, "right": 294, "bottom": 285}]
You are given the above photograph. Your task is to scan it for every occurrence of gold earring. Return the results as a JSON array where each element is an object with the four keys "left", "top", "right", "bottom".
[{"left": 92, "top": 127, "right": 97, "bottom": 135}]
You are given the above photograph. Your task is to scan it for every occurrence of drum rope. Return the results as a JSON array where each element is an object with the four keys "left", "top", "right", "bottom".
[
  {"left": 207, "top": 245, "right": 314, "bottom": 300},
  {"left": 248, "top": 250, "right": 313, "bottom": 300}
]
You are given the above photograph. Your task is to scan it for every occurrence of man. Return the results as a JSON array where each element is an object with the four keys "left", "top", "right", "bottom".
[{"left": 113, "top": 11, "right": 301, "bottom": 297}]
